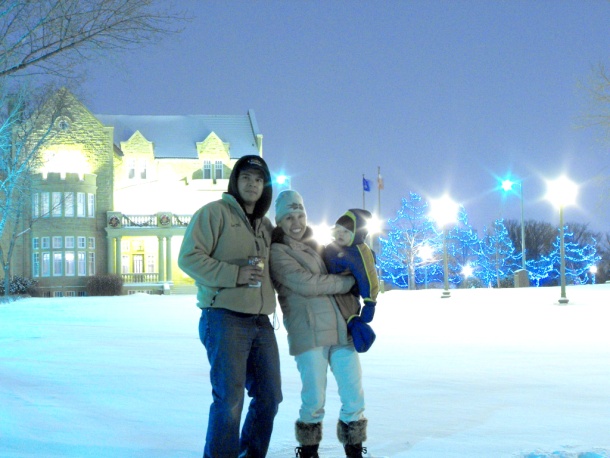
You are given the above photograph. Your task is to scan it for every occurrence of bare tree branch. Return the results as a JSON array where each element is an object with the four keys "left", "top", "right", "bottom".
[{"left": 0, "top": 0, "right": 189, "bottom": 78}]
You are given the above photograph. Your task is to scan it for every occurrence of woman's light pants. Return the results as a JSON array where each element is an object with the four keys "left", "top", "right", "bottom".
[{"left": 295, "top": 344, "right": 364, "bottom": 424}]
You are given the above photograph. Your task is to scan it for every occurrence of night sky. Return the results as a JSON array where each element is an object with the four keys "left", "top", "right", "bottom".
[{"left": 78, "top": 0, "right": 610, "bottom": 233}]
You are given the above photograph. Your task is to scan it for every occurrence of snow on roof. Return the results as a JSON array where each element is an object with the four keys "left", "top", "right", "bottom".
[{"left": 95, "top": 111, "right": 261, "bottom": 159}]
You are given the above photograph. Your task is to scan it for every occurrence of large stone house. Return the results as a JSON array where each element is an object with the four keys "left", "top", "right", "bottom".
[{"left": 10, "top": 90, "right": 265, "bottom": 296}]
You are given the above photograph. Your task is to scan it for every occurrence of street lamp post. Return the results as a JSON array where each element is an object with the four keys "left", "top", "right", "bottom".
[
  {"left": 501, "top": 179, "right": 526, "bottom": 270},
  {"left": 545, "top": 176, "right": 578, "bottom": 305},
  {"left": 418, "top": 244, "right": 433, "bottom": 290},
  {"left": 558, "top": 204, "right": 568, "bottom": 304},
  {"left": 429, "top": 195, "right": 459, "bottom": 299}
]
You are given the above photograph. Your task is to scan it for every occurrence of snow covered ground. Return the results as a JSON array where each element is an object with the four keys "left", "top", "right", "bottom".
[{"left": 1, "top": 284, "right": 609, "bottom": 458}]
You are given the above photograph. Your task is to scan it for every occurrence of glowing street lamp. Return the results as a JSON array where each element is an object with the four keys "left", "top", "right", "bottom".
[
  {"left": 461, "top": 264, "right": 474, "bottom": 279},
  {"left": 310, "top": 222, "right": 333, "bottom": 246},
  {"left": 501, "top": 178, "right": 526, "bottom": 270},
  {"left": 429, "top": 195, "right": 459, "bottom": 299},
  {"left": 589, "top": 265, "right": 598, "bottom": 285},
  {"left": 274, "top": 174, "right": 291, "bottom": 192},
  {"left": 545, "top": 176, "right": 578, "bottom": 305}
]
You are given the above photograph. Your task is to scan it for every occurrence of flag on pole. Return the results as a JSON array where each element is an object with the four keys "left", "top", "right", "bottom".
[
  {"left": 363, "top": 176, "right": 372, "bottom": 192},
  {"left": 377, "top": 173, "right": 384, "bottom": 190}
]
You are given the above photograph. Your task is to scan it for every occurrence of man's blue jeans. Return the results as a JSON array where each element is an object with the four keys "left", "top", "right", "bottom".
[{"left": 199, "top": 308, "right": 282, "bottom": 458}]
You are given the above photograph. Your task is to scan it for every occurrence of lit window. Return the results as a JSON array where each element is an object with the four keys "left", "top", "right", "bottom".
[
  {"left": 203, "top": 160, "right": 212, "bottom": 179},
  {"left": 77, "top": 193, "right": 85, "bottom": 217},
  {"left": 121, "top": 255, "right": 129, "bottom": 274},
  {"left": 33, "top": 253, "right": 40, "bottom": 277},
  {"left": 77, "top": 252, "right": 86, "bottom": 276},
  {"left": 64, "top": 192, "right": 74, "bottom": 217},
  {"left": 42, "top": 253, "right": 50, "bottom": 277},
  {"left": 65, "top": 252, "right": 75, "bottom": 276},
  {"left": 88, "top": 194, "right": 95, "bottom": 217},
  {"left": 88, "top": 253, "right": 96, "bottom": 276},
  {"left": 140, "top": 159, "right": 147, "bottom": 179},
  {"left": 128, "top": 158, "right": 136, "bottom": 179},
  {"left": 32, "top": 194, "right": 40, "bottom": 218},
  {"left": 52, "top": 192, "right": 62, "bottom": 217},
  {"left": 41, "top": 193, "right": 50, "bottom": 217},
  {"left": 53, "top": 253, "right": 63, "bottom": 276},
  {"left": 147, "top": 254, "right": 155, "bottom": 273}
]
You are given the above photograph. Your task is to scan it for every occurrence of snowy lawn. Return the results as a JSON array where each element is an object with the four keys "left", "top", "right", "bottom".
[{"left": 1, "top": 284, "right": 609, "bottom": 458}]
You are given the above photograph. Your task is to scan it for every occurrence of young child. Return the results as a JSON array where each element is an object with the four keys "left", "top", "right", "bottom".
[{"left": 323, "top": 208, "right": 380, "bottom": 352}]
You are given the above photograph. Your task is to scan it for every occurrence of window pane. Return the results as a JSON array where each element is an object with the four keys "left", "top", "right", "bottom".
[
  {"left": 53, "top": 253, "right": 63, "bottom": 276},
  {"left": 77, "top": 193, "right": 85, "bottom": 217},
  {"left": 215, "top": 161, "right": 223, "bottom": 179},
  {"left": 33, "top": 253, "right": 40, "bottom": 277},
  {"left": 88, "top": 194, "right": 95, "bottom": 217},
  {"left": 203, "top": 160, "right": 211, "bottom": 179},
  {"left": 32, "top": 194, "right": 40, "bottom": 218},
  {"left": 88, "top": 253, "right": 96, "bottom": 276},
  {"left": 78, "top": 252, "right": 86, "bottom": 276},
  {"left": 65, "top": 236, "right": 74, "bottom": 249},
  {"left": 64, "top": 192, "right": 74, "bottom": 217},
  {"left": 52, "top": 192, "right": 62, "bottom": 217},
  {"left": 52, "top": 236, "right": 62, "bottom": 249},
  {"left": 41, "top": 193, "right": 50, "bottom": 217},
  {"left": 78, "top": 237, "right": 86, "bottom": 249},
  {"left": 128, "top": 159, "right": 135, "bottom": 179},
  {"left": 65, "top": 252, "right": 75, "bottom": 276},
  {"left": 42, "top": 253, "right": 50, "bottom": 277},
  {"left": 41, "top": 237, "right": 50, "bottom": 249},
  {"left": 140, "top": 159, "right": 147, "bottom": 179}
]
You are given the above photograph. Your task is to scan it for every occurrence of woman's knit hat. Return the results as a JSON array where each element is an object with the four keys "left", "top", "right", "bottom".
[{"left": 274, "top": 190, "right": 307, "bottom": 224}]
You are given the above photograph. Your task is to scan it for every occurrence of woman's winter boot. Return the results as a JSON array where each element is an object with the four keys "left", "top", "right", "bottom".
[
  {"left": 295, "top": 421, "right": 322, "bottom": 458},
  {"left": 337, "top": 418, "right": 368, "bottom": 458}
]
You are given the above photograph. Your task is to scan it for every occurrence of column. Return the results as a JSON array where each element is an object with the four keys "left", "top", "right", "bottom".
[
  {"left": 165, "top": 236, "right": 172, "bottom": 282},
  {"left": 107, "top": 236, "right": 115, "bottom": 274},
  {"left": 157, "top": 236, "right": 165, "bottom": 282},
  {"left": 115, "top": 236, "right": 122, "bottom": 275}
]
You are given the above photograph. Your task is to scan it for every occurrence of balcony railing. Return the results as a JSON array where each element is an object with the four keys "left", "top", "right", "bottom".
[
  {"left": 107, "top": 212, "right": 192, "bottom": 229},
  {"left": 122, "top": 273, "right": 159, "bottom": 283}
]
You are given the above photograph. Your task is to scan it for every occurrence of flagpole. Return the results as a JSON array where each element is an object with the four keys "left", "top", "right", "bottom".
[
  {"left": 377, "top": 166, "right": 381, "bottom": 217},
  {"left": 362, "top": 173, "right": 366, "bottom": 209}
]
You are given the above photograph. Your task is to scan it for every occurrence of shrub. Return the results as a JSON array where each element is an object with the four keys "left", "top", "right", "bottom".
[
  {"left": 86, "top": 274, "right": 123, "bottom": 296},
  {"left": 0, "top": 276, "right": 38, "bottom": 295}
]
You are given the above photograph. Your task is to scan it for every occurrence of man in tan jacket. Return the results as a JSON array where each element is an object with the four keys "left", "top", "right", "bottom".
[{"left": 179, "top": 155, "right": 282, "bottom": 458}]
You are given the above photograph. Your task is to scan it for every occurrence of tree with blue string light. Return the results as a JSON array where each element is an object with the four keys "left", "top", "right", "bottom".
[
  {"left": 475, "top": 219, "right": 522, "bottom": 287},
  {"left": 378, "top": 192, "right": 441, "bottom": 289}
]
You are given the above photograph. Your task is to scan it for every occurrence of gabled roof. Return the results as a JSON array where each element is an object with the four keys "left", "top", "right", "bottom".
[{"left": 95, "top": 110, "right": 261, "bottom": 159}]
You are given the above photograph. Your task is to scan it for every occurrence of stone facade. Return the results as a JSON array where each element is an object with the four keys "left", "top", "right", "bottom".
[{"left": 10, "top": 90, "right": 263, "bottom": 297}]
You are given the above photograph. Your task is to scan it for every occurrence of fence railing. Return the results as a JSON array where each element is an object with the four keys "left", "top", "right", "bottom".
[{"left": 122, "top": 273, "right": 159, "bottom": 283}]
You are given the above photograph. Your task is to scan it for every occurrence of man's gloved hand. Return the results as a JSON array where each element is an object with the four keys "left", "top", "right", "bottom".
[{"left": 360, "top": 302, "right": 376, "bottom": 323}]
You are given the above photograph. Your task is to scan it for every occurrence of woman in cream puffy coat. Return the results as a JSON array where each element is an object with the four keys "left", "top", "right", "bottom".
[{"left": 270, "top": 190, "right": 369, "bottom": 458}]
